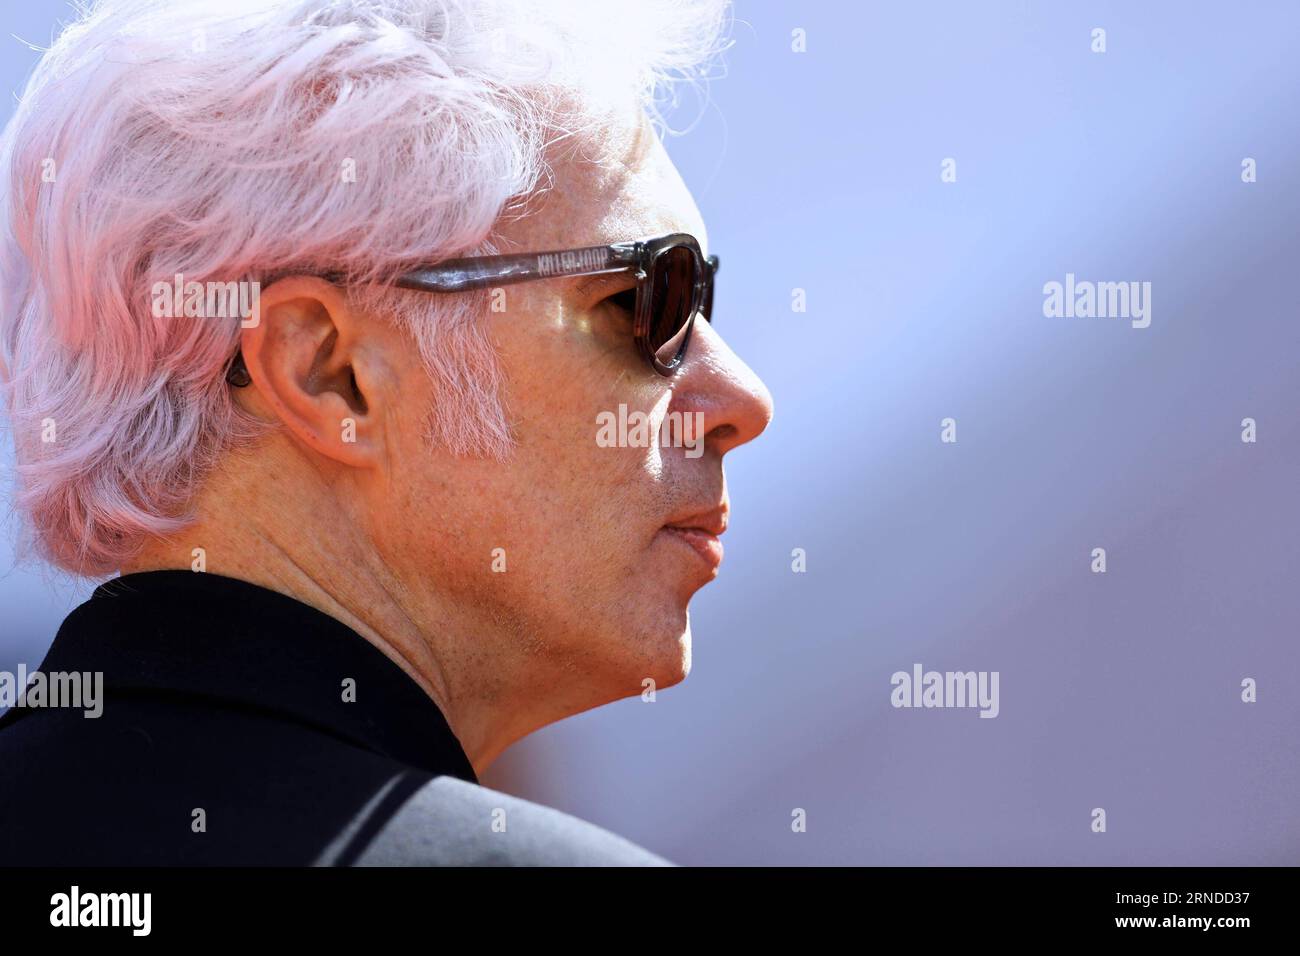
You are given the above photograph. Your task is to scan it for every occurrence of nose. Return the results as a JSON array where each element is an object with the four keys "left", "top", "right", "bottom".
[{"left": 671, "top": 318, "right": 773, "bottom": 456}]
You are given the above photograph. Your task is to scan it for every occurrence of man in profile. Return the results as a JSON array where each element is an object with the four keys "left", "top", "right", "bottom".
[{"left": 0, "top": 0, "right": 771, "bottom": 865}]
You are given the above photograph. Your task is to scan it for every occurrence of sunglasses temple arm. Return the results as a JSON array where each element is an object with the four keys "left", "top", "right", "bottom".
[{"left": 393, "top": 243, "right": 641, "bottom": 293}]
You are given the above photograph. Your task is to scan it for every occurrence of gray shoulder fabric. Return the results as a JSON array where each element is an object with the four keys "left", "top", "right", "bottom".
[{"left": 314, "top": 774, "right": 676, "bottom": 867}]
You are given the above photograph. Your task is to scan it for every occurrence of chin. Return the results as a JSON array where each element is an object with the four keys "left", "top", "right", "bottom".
[
  {"left": 640, "top": 610, "right": 693, "bottom": 691},
  {"left": 590, "top": 596, "right": 694, "bottom": 699}
]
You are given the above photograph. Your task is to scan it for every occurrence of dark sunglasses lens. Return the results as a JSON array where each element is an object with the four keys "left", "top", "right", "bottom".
[{"left": 649, "top": 245, "right": 698, "bottom": 367}]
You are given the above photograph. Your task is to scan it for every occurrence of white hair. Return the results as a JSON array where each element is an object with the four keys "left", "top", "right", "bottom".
[{"left": 0, "top": 0, "right": 732, "bottom": 575}]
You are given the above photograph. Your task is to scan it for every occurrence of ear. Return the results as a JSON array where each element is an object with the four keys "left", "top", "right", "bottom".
[{"left": 236, "top": 276, "right": 383, "bottom": 468}]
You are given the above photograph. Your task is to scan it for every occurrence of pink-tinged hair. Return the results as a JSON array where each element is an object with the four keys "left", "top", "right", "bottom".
[{"left": 0, "top": 0, "right": 731, "bottom": 576}]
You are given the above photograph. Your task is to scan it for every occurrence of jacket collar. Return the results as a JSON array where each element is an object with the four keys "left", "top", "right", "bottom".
[{"left": 41, "top": 569, "right": 478, "bottom": 784}]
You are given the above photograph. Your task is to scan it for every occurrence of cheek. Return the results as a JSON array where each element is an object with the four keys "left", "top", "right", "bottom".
[
  {"left": 393, "top": 298, "right": 672, "bottom": 583},
  {"left": 492, "top": 286, "right": 638, "bottom": 399},
  {"left": 492, "top": 293, "right": 670, "bottom": 487}
]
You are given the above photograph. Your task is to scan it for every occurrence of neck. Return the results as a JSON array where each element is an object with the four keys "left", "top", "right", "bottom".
[{"left": 120, "top": 464, "right": 583, "bottom": 775}]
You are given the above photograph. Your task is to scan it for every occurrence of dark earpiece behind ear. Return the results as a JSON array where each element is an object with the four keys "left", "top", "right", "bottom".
[{"left": 226, "top": 350, "right": 251, "bottom": 387}]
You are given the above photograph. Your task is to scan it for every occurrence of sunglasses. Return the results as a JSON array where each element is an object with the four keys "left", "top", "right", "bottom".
[
  {"left": 226, "top": 233, "right": 716, "bottom": 386},
  {"left": 393, "top": 232, "right": 717, "bottom": 376}
]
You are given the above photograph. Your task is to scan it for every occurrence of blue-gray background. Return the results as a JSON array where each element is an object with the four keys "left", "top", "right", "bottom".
[{"left": 3, "top": 1, "right": 1296, "bottom": 864}]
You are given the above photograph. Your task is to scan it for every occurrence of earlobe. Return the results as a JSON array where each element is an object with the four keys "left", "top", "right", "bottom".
[{"left": 236, "top": 276, "right": 382, "bottom": 469}]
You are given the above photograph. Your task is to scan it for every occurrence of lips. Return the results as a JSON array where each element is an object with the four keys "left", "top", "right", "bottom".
[
  {"left": 661, "top": 505, "right": 728, "bottom": 569},
  {"left": 663, "top": 505, "right": 727, "bottom": 537},
  {"left": 661, "top": 526, "right": 724, "bottom": 568}
]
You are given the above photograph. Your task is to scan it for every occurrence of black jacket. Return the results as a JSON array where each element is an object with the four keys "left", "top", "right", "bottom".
[{"left": 0, "top": 570, "right": 671, "bottom": 866}]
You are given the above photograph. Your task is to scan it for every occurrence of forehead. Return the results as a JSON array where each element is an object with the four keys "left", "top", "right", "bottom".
[{"left": 499, "top": 104, "right": 709, "bottom": 257}]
